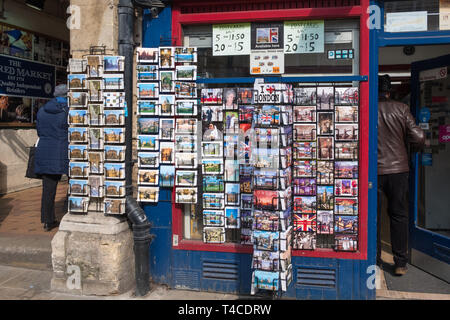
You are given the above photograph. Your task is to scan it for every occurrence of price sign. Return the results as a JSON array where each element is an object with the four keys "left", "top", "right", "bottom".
[
  {"left": 213, "top": 23, "right": 251, "bottom": 56},
  {"left": 250, "top": 49, "right": 284, "bottom": 75},
  {"left": 284, "top": 20, "right": 324, "bottom": 54}
]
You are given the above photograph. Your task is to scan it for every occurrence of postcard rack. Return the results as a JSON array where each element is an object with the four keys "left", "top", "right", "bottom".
[{"left": 67, "top": 53, "right": 127, "bottom": 216}]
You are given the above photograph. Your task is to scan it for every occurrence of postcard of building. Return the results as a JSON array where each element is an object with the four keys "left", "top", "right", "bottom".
[
  {"left": 335, "top": 124, "right": 359, "bottom": 141},
  {"left": 225, "top": 207, "right": 240, "bottom": 228},
  {"left": 253, "top": 190, "right": 279, "bottom": 211},
  {"left": 294, "top": 124, "right": 316, "bottom": 142},
  {"left": 335, "top": 215, "right": 358, "bottom": 234},
  {"left": 88, "top": 152, "right": 104, "bottom": 175},
  {"left": 225, "top": 183, "right": 240, "bottom": 206},
  {"left": 104, "top": 146, "right": 125, "bottom": 162},
  {"left": 160, "top": 141, "right": 175, "bottom": 164},
  {"left": 69, "top": 162, "right": 89, "bottom": 178},
  {"left": 160, "top": 165, "right": 175, "bottom": 187},
  {"left": 138, "top": 118, "right": 159, "bottom": 135},
  {"left": 103, "top": 74, "right": 124, "bottom": 90},
  {"left": 69, "top": 179, "right": 88, "bottom": 196},
  {"left": 318, "top": 137, "right": 334, "bottom": 160},
  {"left": 335, "top": 106, "right": 358, "bottom": 123},
  {"left": 88, "top": 176, "right": 104, "bottom": 198},
  {"left": 240, "top": 175, "right": 252, "bottom": 194},
  {"left": 174, "top": 47, "right": 197, "bottom": 63},
  {"left": 87, "top": 104, "right": 103, "bottom": 126},
  {"left": 335, "top": 87, "right": 359, "bottom": 106},
  {"left": 253, "top": 270, "right": 279, "bottom": 291},
  {"left": 175, "top": 136, "right": 197, "bottom": 153},
  {"left": 104, "top": 198, "right": 126, "bottom": 215},
  {"left": 175, "top": 152, "right": 198, "bottom": 169},
  {"left": 202, "top": 141, "right": 223, "bottom": 158},
  {"left": 138, "top": 169, "right": 159, "bottom": 186},
  {"left": 105, "top": 180, "right": 126, "bottom": 197},
  {"left": 335, "top": 161, "right": 359, "bottom": 179},
  {"left": 335, "top": 179, "right": 358, "bottom": 197},
  {"left": 104, "top": 110, "right": 125, "bottom": 126},
  {"left": 104, "top": 56, "right": 125, "bottom": 73},
  {"left": 176, "top": 118, "right": 197, "bottom": 135},
  {"left": 68, "top": 58, "right": 86, "bottom": 74},
  {"left": 203, "top": 193, "right": 225, "bottom": 210},
  {"left": 253, "top": 230, "right": 280, "bottom": 251},
  {"left": 104, "top": 128, "right": 125, "bottom": 144},
  {"left": 86, "top": 56, "right": 103, "bottom": 78},
  {"left": 203, "top": 227, "right": 225, "bottom": 244},
  {"left": 293, "top": 178, "right": 316, "bottom": 196},
  {"left": 316, "top": 86, "right": 334, "bottom": 110},
  {"left": 68, "top": 197, "right": 88, "bottom": 213},
  {"left": 137, "top": 48, "right": 158, "bottom": 63},
  {"left": 69, "top": 145, "right": 88, "bottom": 161},
  {"left": 137, "top": 135, "right": 159, "bottom": 151},
  {"left": 203, "top": 175, "right": 224, "bottom": 193},
  {"left": 335, "top": 234, "right": 358, "bottom": 251},
  {"left": 68, "top": 92, "right": 87, "bottom": 108},
  {"left": 293, "top": 196, "right": 316, "bottom": 214},
  {"left": 335, "top": 142, "right": 358, "bottom": 160},
  {"left": 138, "top": 152, "right": 159, "bottom": 168},
  {"left": 159, "top": 94, "right": 175, "bottom": 116},
  {"left": 293, "top": 105, "right": 316, "bottom": 123},
  {"left": 240, "top": 194, "right": 253, "bottom": 210},
  {"left": 318, "top": 112, "right": 334, "bottom": 135},
  {"left": 317, "top": 210, "right": 334, "bottom": 234},
  {"left": 293, "top": 141, "right": 316, "bottom": 159},
  {"left": 202, "top": 158, "right": 223, "bottom": 175},
  {"left": 224, "top": 159, "right": 240, "bottom": 182},
  {"left": 252, "top": 250, "right": 280, "bottom": 271},
  {"left": 293, "top": 160, "right": 317, "bottom": 178},
  {"left": 69, "top": 127, "right": 88, "bottom": 143},
  {"left": 175, "top": 81, "right": 197, "bottom": 98},
  {"left": 159, "top": 118, "right": 175, "bottom": 140},
  {"left": 254, "top": 211, "right": 281, "bottom": 232},
  {"left": 105, "top": 163, "right": 125, "bottom": 180},
  {"left": 88, "top": 80, "right": 103, "bottom": 101},
  {"left": 137, "top": 100, "right": 158, "bottom": 116},
  {"left": 335, "top": 197, "right": 358, "bottom": 215},
  {"left": 159, "top": 70, "right": 175, "bottom": 93},
  {"left": 138, "top": 186, "right": 159, "bottom": 202},
  {"left": 137, "top": 64, "right": 158, "bottom": 81},
  {"left": 138, "top": 83, "right": 159, "bottom": 99},
  {"left": 317, "top": 185, "right": 334, "bottom": 210},
  {"left": 159, "top": 47, "right": 175, "bottom": 69},
  {"left": 203, "top": 210, "right": 225, "bottom": 227},
  {"left": 68, "top": 74, "right": 87, "bottom": 90},
  {"left": 68, "top": 110, "right": 87, "bottom": 126},
  {"left": 294, "top": 87, "right": 317, "bottom": 105}
]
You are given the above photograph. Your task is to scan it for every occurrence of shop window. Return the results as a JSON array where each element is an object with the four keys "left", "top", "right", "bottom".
[{"left": 384, "top": 0, "right": 450, "bottom": 32}]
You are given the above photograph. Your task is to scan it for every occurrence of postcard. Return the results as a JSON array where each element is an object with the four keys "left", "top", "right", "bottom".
[
  {"left": 160, "top": 165, "right": 175, "bottom": 187},
  {"left": 240, "top": 176, "right": 252, "bottom": 194},
  {"left": 253, "top": 230, "right": 280, "bottom": 251},
  {"left": 68, "top": 58, "right": 86, "bottom": 74},
  {"left": 240, "top": 164, "right": 254, "bottom": 176},
  {"left": 224, "top": 160, "right": 239, "bottom": 182},
  {"left": 251, "top": 148, "right": 279, "bottom": 169},
  {"left": 294, "top": 106, "right": 316, "bottom": 123},
  {"left": 159, "top": 47, "right": 174, "bottom": 69},
  {"left": 68, "top": 74, "right": 87, "bottom": 90},
  {"left": 104, "top": 198, "right": 126, "bottom": 215},
  {"left": 223, "top": 88, "right": 238, "bottom": 110},
  {"left": 335, "top": 179, "right": 358, "bottom": 197},
  {"left": 336, "top": 142, "right": 359, "bottom": 160},
  {"left": 203, "top": 175, "right": 224, "bottom": 192},
  {"left": 222, "top": 111, "right": 238, "bottom": 133},
  {"left": 175, "top": 187, "right": 198, "bottom": 204},
  {"left": 104, "top": 146, "right": 125, "bottom": 162},
  {"left": 159, "top": 118, "right": 175, "bottom": 140},
  {"left": 202, "top": 123, "right": 223, "bottom": 142},
  {"left": 176, "top": 100, "right": 197, "bottom": 116},
  {"left": 137, "top": 48, "right": 158, "bottom": 63},
  {"left": 317, "top": 160, "right": 334, "bottom": 184},
  {"left": 201, "top": 141, "right": 222, "bottom": 158},
  {"left": 253, "top": 270, "right": 279, "bottom": 291},
  {"left": 68, "top": 92, "right": 87, "bottom": 108},
  {"left": 281, "top": 105, "right": 293, "bottom": 126},
  {"left": 203, "top": 193, "right": 225, "bottom": 210},
  {"left": 104, "top": 92, "right": 125, "bottom": 108},
  {"left": 255, "top": 105, "right": 280, "bottom": 126},
  {"left": 335, "top": 161, "right": 358, "bottom": 179},
  {"left": 239, "top": 105, "right": 254, "bottom": 123},
  {"left": 138, "top": 83, "right": 159, "bottom": 99},
  {"left": 254, "top": 168, "right": 278, "bottom": 189},
  {"left": 294, "top": 124, "right": 316, "bottom": 141},
  {"left": 252, "top": 250, "right": 281, "bottom": 271},
  {"left": 201, "top": 89, "right": 223, "bottom": 105},
  {"left": 138, "top": 186, "right": 159, "bottom": 202},
  {"left": 254, "top": 211, "right": 283, "bottom": 232},
  {"left": 293, "top": 178, "right": 316, "bottom": 196},
  {"left": 175, "top": 81, "right": 197, "bottom": 98},
  {"left": 254, "top": 128, "right": 279, "bottom": 147},
  {"left": 318, "top": 137, "right": 334, "bottom": 160},
  {"left": 224, "top": 134, "right": 239, "bottom": 158},
  {"left": 68, "top": 197, "right": 88, "bottom": 213},
  {"left": 176, "top": 118, "right": 197, "bottom": 135},
  {"left": 202, "top": 105, "right": 223, "bottom": 124},
  {"left": 293, "top": 214, "right": 317, "bottom": 232},
  {"left": 87, "top": 80, "right": 103, "bottom": 101},
  {"left": 137, "top": 64, "right": 158, "bottom": 81},
  {"left": 104, "top": 128, "right": 125, "bottom": 144},
  {"left": 335, "top": 106, "right": 358, "bottom": 123},
  {"left": 317, "top": 210, "right": 334, "bottom": 234},
  {"left": 138, "top": 152, "right": 159, "bottom": 168},
  {"left": 138, "top": 169, "right": 159, "bottom": 186},
  {"left": 137, "top": 118, "right": 159, "bottom": 135},
  {"left": 69, "top": 128, "right": 88, "bottom": 143},
  {"left": 335, "top": 197, "right": 358, "bottom": 215},
  {"left": 160, "top": 141, "right": 175, "bottom": 164},
  {"left": 240, "top": 194, "right": 253, "bottom": 210},
  {"left": 104, "top": 110, "right": 125, "bottom": 126},
  {"left": 318, "top": 112, "right": 334, "bottom": 135},
  {"left": 88, "top": 104, "right": 103, "bottom": 126},
  {"left": 203, "top": 227, "right": 225, "bottom": 244},
  {"left": 294, "top": 87, "right": 317, "bottom": 105},
  {"left": 86, "top": 55, "right": 103, "bottom": 77},
  {"left": 105, "top": 163, "right": 125, "bottom": 180},
  {"left": 69, "top": 179, "right": 88, "bottom": 196},
  {"left": 293, "top": 196, "right": 316, "bottom": 214},
  {"left": 253, "top": 190, "right": 279, "bottom": 211},
  {"left": 89, "top": 128, "right": 104, "bottom": 150},
  {"left": 69, "top": 162, "right": 89, "bottom": 178},
  {"left": 202, "top": 158, "right": 223, "bottom": 175},
  {"left": 317, "top": 86, "right": 334, "bottom": 110},
  {"left": 174, "top": 47, "right": 197, "bottom": 63},
  {"left": 69, "top": 145, "right": 87, "bottom": 160},
  {"left": 203, "top": 210, "right": 224, "bottom": 227},
  {"left": 176, "top": 170, "right": 197, "bottom": 187},
  {"left": 225, "top": 183, "right": 240, "bottom": 206},
  {"left": 138, "top": 135, "right": 159, "bottom": 150},
  {"left": 335, "top": 234, "right": 358, "bottom": 251},
  {"left": 159, "top": 70, "right": 174, "bottom": 92},
  {"left": 335, "top": 87, "right": 359, "bottom": 106},
  {"left": 105, "top": 180, "right": 125, "bottom": 197},
  {"left": 68, "top": 110, "right": 87, "bottom": 126},
  {"left": 159, "top": 94, "right": 175, "bottom": 116},
  {"left": 104, "top": 74, "right": 124, "bottom": 90},
  {"left": 104, "top": 56, "right": 124, "bottom": 73},
  {"left": 175, "top": 152, "right": 198, "bottom": 169},
  {"left": 88, "top": 176, "right": 104, "bottom": 198},
  {"left": 335, "top": 215, "right": 358, "bottom": 234},
  {"left": 175, "top": 65, "right": 197, "bottom": 81},
  {"left": 335, "top": 124, "right": 359, "bottom": 141},
  {"left": 175, "top": 135, "right": 197, "bottom": 153},
  {"left": 238, "top": 88, "right": 253, "bottom": 104},
  {"left": 317, "top": 186, "right": 334, "bottom": 210},
  {"left": 224, "top": 207, "right": 240, "bottom": 229},
  {"left": 293, "top": 232, "right": 316, "bottom": 250},
  {"left": 293, "top": 142, "right": 316, "bottom": 159},
  {"left": 88, "top": 152, "right": 104, "bottom": 174},
  {"left": 293, "top": 160, "right": 316, "bottom": 178}
]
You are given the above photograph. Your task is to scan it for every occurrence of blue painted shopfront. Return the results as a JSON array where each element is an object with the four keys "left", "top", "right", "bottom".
[{"left": 140, "top": 1, "right": 378, "bottom": 300}]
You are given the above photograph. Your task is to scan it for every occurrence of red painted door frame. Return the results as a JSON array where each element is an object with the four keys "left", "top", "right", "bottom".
[{"left": 170, "top": 0, "right": 371, "bottom": 260}]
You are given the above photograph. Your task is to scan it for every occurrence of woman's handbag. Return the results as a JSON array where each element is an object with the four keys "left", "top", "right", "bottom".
[{"left": 25, "top": 138, "right": 42, "bottom": 179}]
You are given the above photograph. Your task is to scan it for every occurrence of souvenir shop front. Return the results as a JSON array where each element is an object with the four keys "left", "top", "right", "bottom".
[{"left": 139, "top": 0, "right": 376, "bottom": 299}]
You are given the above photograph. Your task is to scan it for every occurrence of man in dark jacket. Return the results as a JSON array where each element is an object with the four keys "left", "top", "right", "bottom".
[
  {"left": 377, "top": 75, "right": 425, "bottom": 276},
  {"left": 35, "top": 84, "right": 69, "bottom": 231}
]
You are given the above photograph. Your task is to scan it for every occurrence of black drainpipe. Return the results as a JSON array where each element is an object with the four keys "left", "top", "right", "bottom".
[{"left": 118, "top": 0, "right": 154, "bottom": 297}]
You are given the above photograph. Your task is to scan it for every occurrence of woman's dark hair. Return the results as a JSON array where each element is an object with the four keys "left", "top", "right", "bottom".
[{"left": 379, "top": 74, "right": 391, "bottom": 94}]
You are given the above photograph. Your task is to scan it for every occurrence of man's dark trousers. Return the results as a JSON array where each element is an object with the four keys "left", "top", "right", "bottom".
[
  {"left": 41, "top": 174, "right": 62, "bottom": 224},
  {"left": 377, "top": 172, "right": 409, "bottom": 267}
]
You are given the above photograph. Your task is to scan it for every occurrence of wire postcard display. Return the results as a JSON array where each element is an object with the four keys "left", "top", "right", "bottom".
[{"left": 67, "top": 49, "right": 127, "bottom": 216}]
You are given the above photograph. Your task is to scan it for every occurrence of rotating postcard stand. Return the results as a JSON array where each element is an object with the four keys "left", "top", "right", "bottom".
[{"left": 250, "top": 82, "right": 294, "bottom": 298}]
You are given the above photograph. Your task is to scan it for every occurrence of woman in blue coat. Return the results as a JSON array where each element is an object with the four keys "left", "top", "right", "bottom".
[{"left": 35, "top": 84, "right": 69, "bottom": 231}]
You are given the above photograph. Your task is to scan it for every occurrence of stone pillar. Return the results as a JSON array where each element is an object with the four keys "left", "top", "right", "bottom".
[{"left": 51, "top": 0, "right": 135, "bottom": 296}]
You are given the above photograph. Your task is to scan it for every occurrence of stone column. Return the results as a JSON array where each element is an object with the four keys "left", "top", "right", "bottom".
[{"left": 51, "top": 0, "right": 135, "bottom": 296}]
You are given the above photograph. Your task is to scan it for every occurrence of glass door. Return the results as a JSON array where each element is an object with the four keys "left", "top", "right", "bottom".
[{"left": 410, "top": 54, "right": 450, "bottom": 282}]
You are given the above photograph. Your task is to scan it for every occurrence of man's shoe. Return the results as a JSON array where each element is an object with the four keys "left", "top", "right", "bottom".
[
  {"left": 44, "top": 221, "right": 59, "bottom": 232},
  {"left": 394, "top": 266, "right": 408, "bottom": 276}
]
